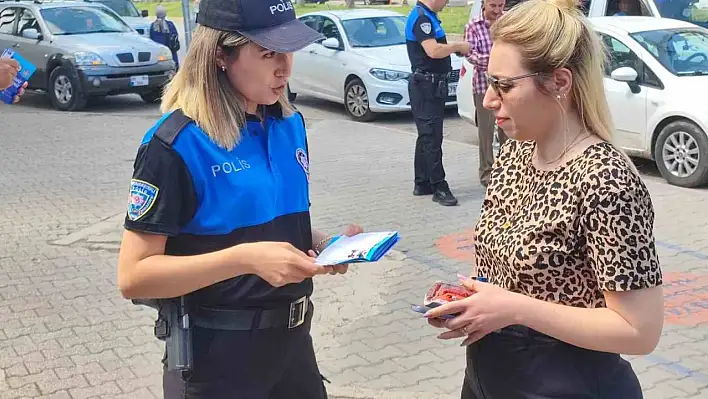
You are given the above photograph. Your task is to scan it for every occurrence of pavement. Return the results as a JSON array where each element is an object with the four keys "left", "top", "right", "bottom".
[{"left": 1, "top": 93, "right": 708, "bottom": 399}]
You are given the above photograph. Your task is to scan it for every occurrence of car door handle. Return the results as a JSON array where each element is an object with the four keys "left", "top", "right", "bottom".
[
  {"left": 12, "top": 43, "right": 19, "bottom": 48},
  {"left": 309, "top": 49, "right": 317, "bottom": 54}
]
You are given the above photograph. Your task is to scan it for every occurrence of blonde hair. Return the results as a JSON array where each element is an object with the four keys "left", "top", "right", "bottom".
[
  {"left": 491, "top": 0, "right": 637, "bottom": 170},
  {"left": 160, "top": 26, "right": 295, "bottom": 150}
]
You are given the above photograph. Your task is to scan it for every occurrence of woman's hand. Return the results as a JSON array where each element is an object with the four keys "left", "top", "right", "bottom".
[
  {"left": 243, "top": 241, "right": 328, "bottom": 287},
  {"left": 424, "top": 277, "right": 521, "bottom": 346},
  {"left": 308, "top": 224, "right": 364, "bottom": 275}
]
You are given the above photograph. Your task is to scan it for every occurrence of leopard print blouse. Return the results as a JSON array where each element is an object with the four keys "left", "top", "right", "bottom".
[{"left": 474, "top": 139, "right": 662, "bottom": 308}]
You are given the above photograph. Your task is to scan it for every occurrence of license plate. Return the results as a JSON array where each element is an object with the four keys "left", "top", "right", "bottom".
[
  {"left": 130, "top": 75, "right": 149, "bottom": 87},
  {"left": 448, "top": 83, "right": 457, "bottom": 96}
]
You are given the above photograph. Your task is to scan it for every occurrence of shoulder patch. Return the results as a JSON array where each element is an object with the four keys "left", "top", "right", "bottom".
[
  {"left": 295, "top": 148, "right": 310, "bottom": 181},
  {"left": 420, "top": 22, "right": 432, "bottom": 35},
  {"left": 127, "top": 179, "right": 159, "bottom": 221}
]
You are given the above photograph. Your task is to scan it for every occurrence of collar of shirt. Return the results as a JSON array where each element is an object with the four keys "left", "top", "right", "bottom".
[
  {"left": 245, "top": 103, "right": 284, "bottom": 123},
  {"left": 472, "top": 14, "right": 490, "bottom": 29}
]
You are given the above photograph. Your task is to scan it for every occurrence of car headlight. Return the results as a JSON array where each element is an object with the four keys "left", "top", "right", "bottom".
[
  {"left": 157, "top": 46, "right": 172, "bottom": 62},
  {"left": 73, "top": 52, "right": 105, "bottom": 66},
  {"left": 369, "top": 68, "right": 410, "bottom": 81}
]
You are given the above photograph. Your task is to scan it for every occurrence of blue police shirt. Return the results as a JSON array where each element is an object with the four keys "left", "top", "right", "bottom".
[
  {"left": 405, "top": 2, "right": 452, "bottom": 74},
  {"left": 124, "top": 104, "right": 313, "bottom": 308}
]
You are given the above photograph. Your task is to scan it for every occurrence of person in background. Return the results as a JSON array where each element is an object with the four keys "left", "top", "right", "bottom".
[
  {"left": 150, "top": 5, "right": 180, "bottom": 70},
  {"left": 405, "top": 0, "right": 472, "bottom": 206},
  {"left": 614, "top": 0, "right": 639, "bottom": 16},
  {"left": 0, "top": 58, "right": 27, "bottom": 103},
  {"left": 464, "top": 0, "right": 506, "bottom": 187},
  {"left": 426, "top": 0, "right": 663, "bottom": 397}
]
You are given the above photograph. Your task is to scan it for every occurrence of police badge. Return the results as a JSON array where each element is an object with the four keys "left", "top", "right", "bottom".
[
  {"left": 127, "top": 179, "right": 159, "bottom": 221},
  {"left": 295, "top": 148, "right": 310, "bottom": 182},
  {"left": 420, "top": 22, "right": 432, "bottom": 35}
]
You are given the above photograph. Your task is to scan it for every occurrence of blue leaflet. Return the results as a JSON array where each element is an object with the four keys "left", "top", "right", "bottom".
[
  {"left": 314, "top": 231, "right": 400, "bottom": 266},
  {"left": 0, "top": 49, "right": 36, "bottom": 104}
]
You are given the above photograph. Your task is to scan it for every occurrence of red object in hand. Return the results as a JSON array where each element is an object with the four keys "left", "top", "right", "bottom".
[{"left": 425, "top": 282, "right": 472, "bottom": 306}]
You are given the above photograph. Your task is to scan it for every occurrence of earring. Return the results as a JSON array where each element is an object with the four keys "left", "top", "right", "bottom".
[{"left": 221, "top": 65, "right": 226, "bottom": 72}]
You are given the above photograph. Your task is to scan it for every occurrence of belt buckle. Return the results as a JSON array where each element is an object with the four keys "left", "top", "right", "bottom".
[{"left": 288, "top": 296, "right": 307, "bottom": 329}]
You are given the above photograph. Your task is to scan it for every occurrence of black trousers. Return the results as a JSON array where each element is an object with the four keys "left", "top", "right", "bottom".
[
  {"left": 409, "top": 73, "right": 448, "bottom": 190},
  {"left": 461, "top": 326, "right": 643, "bottom": 399},
  {"left": 163, "top": 302, "right": 327, "bottom": 399}
]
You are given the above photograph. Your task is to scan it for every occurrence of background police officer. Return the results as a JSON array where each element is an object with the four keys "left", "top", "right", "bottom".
[{"left": 406, "top": 0, "right": 471, "bottom": 206}]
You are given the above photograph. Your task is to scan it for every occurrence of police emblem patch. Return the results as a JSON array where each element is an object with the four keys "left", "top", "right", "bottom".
[
  {"left": 127, "top": 179, "right": 159, "bottom": 221},
  {"left": 295, "top": 148, "right": 310, "bottom": 181},
  {"left": 420, "top": 22, "right": 432, "bottom": 35}
]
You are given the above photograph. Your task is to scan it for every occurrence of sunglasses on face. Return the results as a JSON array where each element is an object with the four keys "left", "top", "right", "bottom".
[{"left": 485, "top": 72, "right": 540, "bottom": 99}]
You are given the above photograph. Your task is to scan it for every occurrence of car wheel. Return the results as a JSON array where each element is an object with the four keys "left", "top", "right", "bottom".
[
  {"left": 140, "top": 90, "right": 162, "bottom": 104},
  {"left": 344, "top": 78, "right": 375, "bottom": 122},
  {"left": 287, "top": 84, "right": 297, "bottom": 102},
  {"left": 48, "top": 66, "right": 87, "bottom": 111},
  {"left": 654, "top": 120, "right": 708, "bottom": 188}
]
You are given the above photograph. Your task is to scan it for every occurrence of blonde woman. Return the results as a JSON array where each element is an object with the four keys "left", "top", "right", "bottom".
[
  {"left": 425, "top": 0, "right": 663, "bottom": 397},
  {"left": 117, "top": 0, "right": 362, "bottom": 397}
]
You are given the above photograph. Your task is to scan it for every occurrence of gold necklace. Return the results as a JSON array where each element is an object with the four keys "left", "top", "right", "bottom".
[{"left": 535, "top": 130, "right": 592, "bottom": 165}]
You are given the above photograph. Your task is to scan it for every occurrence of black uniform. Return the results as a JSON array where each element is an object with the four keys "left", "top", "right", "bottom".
[{"left": 405, "top": 3, "right": 456, "bottom": 205}]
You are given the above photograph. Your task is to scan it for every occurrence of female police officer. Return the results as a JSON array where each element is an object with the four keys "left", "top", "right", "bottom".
[{"left": 117, "top": 0, "right": 362, "bottom": 397}]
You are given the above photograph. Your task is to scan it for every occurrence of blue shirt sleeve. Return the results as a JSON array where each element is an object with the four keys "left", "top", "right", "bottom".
[{"left": 412, "top": 14, "right": 436, "bottom": 42}]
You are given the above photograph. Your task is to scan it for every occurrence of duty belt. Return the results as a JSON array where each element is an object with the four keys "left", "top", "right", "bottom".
[
  {"left": 191, "top": 296, "right": 310, "bottom": 331},
  {"left": 414, "top": 69, "right": 451, "bottom": 77}
]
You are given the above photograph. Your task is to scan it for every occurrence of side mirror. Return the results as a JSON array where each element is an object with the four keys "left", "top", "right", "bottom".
[
  {"left": 141, "top": 9, "right": 149, "bottom": 17},
  {"left": 611, "top": 66, "right": 641, "bottom": 93},
  {"left": 22, "top": 28, "right": 41, "bottom": 40},
  {"left": 610, "top": 66, "right": 638, "bottom": 82},
  {"left": 321, "top": 37, "right": 341, "bottom": 50}
]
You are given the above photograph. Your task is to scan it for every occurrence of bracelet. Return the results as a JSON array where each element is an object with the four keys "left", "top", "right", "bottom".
[{"left": 314, "top": 235, "right": 335, "bottom": 254}]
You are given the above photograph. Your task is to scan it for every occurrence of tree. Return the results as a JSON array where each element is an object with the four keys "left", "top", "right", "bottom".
[{"left": 346, "top": 0, "right": 355, "bottom": 8}]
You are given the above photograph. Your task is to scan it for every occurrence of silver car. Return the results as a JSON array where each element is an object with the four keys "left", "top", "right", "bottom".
[{"left": 0, "top": 0, "right": 176, "bottom": 111}]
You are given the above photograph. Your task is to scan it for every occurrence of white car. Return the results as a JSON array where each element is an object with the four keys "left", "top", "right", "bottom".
[
  {"left": 457, "top": 16, "right": 708, "bottom": 188},
  {"left": 289, "top": 9, "right": 464, "bottom": 122},
  {"left": 468, "top": 0, "right": 707, "bottom": 28}
]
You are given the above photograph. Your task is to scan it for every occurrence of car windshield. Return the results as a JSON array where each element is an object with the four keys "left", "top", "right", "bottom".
[
  {"left": 655, "top": 0, "right": 708, "bottom": 29},
  {"left": 40, "top": 6, "right": 132, "bottom": 35},
  {"left": 631, "top": 28, "right": 708, "bottom": 76},
  {"left": 341, "top": 16, "right": 406, "bottom": 48},
  {"left": 92, "top": 0, "right": 140, "bottom": 18}
]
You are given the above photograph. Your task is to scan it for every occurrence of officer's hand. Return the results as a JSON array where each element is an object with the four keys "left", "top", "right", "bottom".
[
  {"left": 244, "top": 242, "right": 328, "bottom": 287},
  {"left": 0, "top": 58, "right": 20, "bottom": 90},
  {"left": 307, "top": 224, "right": 365, "bottom": 276},
  {"left": 13, "top": 81, "right": 27, "bottom": 103},
  {"left": 457, "top": 42, "right": 472, "bottom": 56}
]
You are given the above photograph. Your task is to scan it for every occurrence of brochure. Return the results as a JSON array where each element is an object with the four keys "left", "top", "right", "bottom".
[
  {"left": 0, "top": 48, "right": 36, "bottom": 104},
  {"left": 314, "top": 231, "right": 400, "bottom": 266}
]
